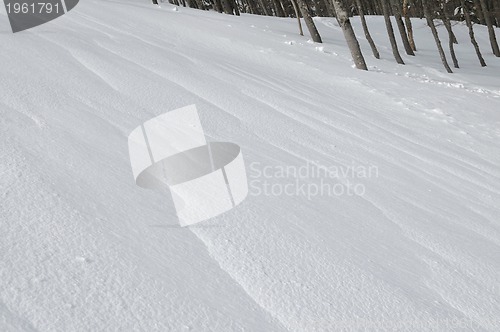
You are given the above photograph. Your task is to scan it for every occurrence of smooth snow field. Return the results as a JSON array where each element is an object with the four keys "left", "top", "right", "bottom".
[{"left": 1, "top": 1, "right": 500, "bottom": 331}]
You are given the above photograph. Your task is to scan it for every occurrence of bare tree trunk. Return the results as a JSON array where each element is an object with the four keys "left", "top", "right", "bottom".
[
  {"left": 279, "top": 0, "right": 292, "bottom": 16},
  {"left": 245, "top": 0, "right": 258, "bottom": 14},
  {"left": 258, "top": 0, "right": 270, "bottom": 16},
  {"left": 296, "top": 0, "right": 322, "bottom": 42},
  {"left": 233, "top": 0, "right": 241, "bottom": 15},
  {"left": 214, "top": 0, "right": 223, "bottom": 12},
  {"left": 473, "top": 0, "right": 486, "bottom": 24},
  {"left": 461, "top": 0, "right": 487, "bottom": 66},
  {"left": 221, "top": 0, "right": 233, "bottom": 13},
  {"left": 381, "top": 0, "right": 405, "bottom": 64},
  {"left": 441, "top": 0, "right": 459, "bottom": 68},
  {"left": 423, "top": 0, "right": 453, "bottom": 73},
  {"left": 443, "top": 21, "right": 459, "bottom": 68},
  {"left": 193, "top": 0, "right": 205, "bottom": 10},
  {"left": 273, "top": 0, "right": 286, "bottom": 17},
  {"left": 479, "top": 0, "right": 500, "bottom": 56},
  {"left": 291, "top": 0, "right": 304, "bottom": 36},
  {"left": 391, "top": 0, "right": 415, "bottom": 55},
  {"left": 355, "top": 0, "right": 380, "bottom": 59},
  {"left": 315, "top": 0, "right": 330, "bottom": 17},
  {"left": 331, "top": 0, "right": 368, "bottom": 70},
  {"left": 494, "top": 0, "right": 500, "bottom": 27},
  {"left": 402, "top": 0, "right": 417, "bottom": 51}
]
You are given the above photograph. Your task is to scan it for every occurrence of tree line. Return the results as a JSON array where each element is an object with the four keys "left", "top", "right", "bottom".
[{"left": 157, "top": 0, "right": 500, "bottom": 71}]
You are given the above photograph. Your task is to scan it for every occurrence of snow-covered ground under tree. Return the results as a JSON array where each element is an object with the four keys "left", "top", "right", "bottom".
[{"left": 1, "top": 1, "right": 500, "bottom": 331}]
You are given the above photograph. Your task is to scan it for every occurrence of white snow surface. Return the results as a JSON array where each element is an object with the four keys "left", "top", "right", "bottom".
[{"left": 1, "top": 1, "right": 500, "bottom": 331}]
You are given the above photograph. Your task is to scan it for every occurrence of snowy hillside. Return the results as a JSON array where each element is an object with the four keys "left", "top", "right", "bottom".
[{"left": 1, "top": 0, "right": 500, "bottom": 331}]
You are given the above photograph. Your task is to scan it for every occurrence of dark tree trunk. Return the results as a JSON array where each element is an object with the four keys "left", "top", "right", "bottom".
[
  {"left": 403, "top": 0, "right": 417, "bottom": 51},
  {"left": 441, "top": 0, "right": 459, "bottom": 68},
  {"left": 272, "top": 0, "right": 286, "bottom": 16},
  {"left": 246, "top": 0, "right": 258, "bottom": 14},
  {"left": 193, "top": 0, "right": 205, "bottom": 10},
  {"left": 297, "top": 0, "right": 323, "bottom": 42},
  {"left": 214, "top": 0, "right": 223, "bottom": 12},
  {"left": 381, "top": 0, "right": 405, "bottom": 64},
  {"left": 356, "top": 0, "right": 380, "bottom": 59},
  {"left": 479, "top": 0, "right": 500, "bottom": 56},
  {"left": 314, "top": 0, "right": 330, "bottom": 16},
  {"left": 423, "top": 0, "right": 453, "bottom": 73},
  {"left": 494, "top": 0, "right": 500, "bottom": 27},
  {"left": 461, "top": 0, "right": 487, "bottom": 66},
  {"left": 291, "top": 0, "right": 304, "bottom": 36},
  {"left": 221, "top": 0, "right": 233, "bottom": 14},
  {"left": 258, "top": 0, "right": 271, "bottom": 15},
  {"left": 331, "top": 0, "right": 368, "bottom": 70},
  {"left": 473, "top": 0, "right": 486, "bottom": 24},
  {"left": 279, "top": 0, "right": 293, "bottom": 16},
  {"left": 391, "top": 0, "right": 415, "bottom": 55},
  {"left": 233, "top": 0, "right": 241, "bottom": 15}
]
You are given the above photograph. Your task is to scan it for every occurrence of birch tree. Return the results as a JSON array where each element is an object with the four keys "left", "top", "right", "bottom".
[
  {"left": 423, "top": 0, "right": 453, "bottom": 73},
  {"left": 330, "top": 0, "right": 368, "bottom": 70},
  {"left": 381, "top": 0, "right": 405, "bottom": 64}
]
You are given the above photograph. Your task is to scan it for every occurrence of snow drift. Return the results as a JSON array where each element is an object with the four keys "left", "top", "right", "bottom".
[{"left": 1, "top": 0, "right": 500, "bottom": 331}]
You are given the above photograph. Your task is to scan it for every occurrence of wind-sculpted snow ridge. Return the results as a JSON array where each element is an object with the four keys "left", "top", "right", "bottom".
[{"left": 1, "top": 0, "right": 499, "bottom": 331}]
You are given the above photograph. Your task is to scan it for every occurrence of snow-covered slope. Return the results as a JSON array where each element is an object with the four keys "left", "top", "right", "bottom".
[{"left": 1, "top": 1, "right": 500, "bottom": 331}]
